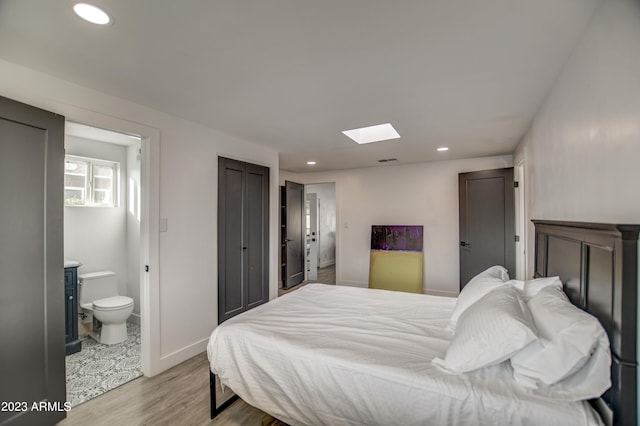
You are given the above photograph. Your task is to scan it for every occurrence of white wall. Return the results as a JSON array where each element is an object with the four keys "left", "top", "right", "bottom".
[
  {"left": 513, "top": 0, "right": 640, "bottom": 411},
  {"left": 0, "top": 58, "right": 280, "bottom": 375},
  {"left": 65, "top": 136, "right": 143, "bottom": 324},
  {"left": 283, "top": 155, "right": 512, "bottom": 296},
  {"left": 126, "top": 142, "right": 142, "bottom": 321},
  {"left": 514, "top": 0, "right": 640, "bottom": 278},
  {"left": 305, "top": 183, "right": 336, "bottom": 268},
  {"left": 64, "top": 136, "right": 129, "bottom": 299}
]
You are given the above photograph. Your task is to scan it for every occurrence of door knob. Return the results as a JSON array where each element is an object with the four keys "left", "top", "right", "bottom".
[{"left": 460, "top": 241, "right": 471, "bottom": 247}]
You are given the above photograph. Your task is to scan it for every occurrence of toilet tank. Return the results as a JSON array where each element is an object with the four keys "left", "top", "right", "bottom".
[{"left": 78, "top": 271, "right": 118, "bottom": 304}]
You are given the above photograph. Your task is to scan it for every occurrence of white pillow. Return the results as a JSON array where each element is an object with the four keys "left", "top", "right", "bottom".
[
  {"left": 511, "top": 285, "right": 610, "bottom": 389},
  {"left": 450, "top": 265, "right": 510, "bottom": 325},
  {"left": 522, "top": 276, "right": 562, "bottom": 300},
  {"left": 505, "top": 278, "right": 524, "bottom": 292},
  {"left": 526, "top": 333, "right": 611, "bottom": 401},
  {"left": 433, "top": 285, "right": 537, "bottom": 374}
]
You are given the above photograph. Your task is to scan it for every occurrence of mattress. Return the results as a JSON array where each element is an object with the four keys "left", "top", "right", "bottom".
[{"left": 207, "top": 284, "right": 602, "bottom": 426}]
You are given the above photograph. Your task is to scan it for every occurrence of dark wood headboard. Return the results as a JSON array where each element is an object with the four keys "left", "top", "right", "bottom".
[{"left": 533, "top": 220, "right": 639, "bottom": 426}]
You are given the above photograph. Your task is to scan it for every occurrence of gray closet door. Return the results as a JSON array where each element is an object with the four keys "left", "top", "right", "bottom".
[
  {"left": 218, "top": 157, "right": 269, "bottom": 324},
  {"left": 458, "top": 167, "right": 515, "bottom": 288},
  {"left": 0, "top": 96, "right": 66, "bottom": 424},
  {"left": 245, "top": 163, "right": 269, "bottom": 310}
]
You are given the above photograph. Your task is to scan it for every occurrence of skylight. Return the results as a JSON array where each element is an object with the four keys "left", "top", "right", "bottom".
[
  {"left": 342, "top": 123, "right": 400, "bottom": 144},
  {"left": 73, "top": 3, "right": 112, "bottom": 25}
]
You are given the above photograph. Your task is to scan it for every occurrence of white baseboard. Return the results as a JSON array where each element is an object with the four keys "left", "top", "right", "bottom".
[
  {"left": 423, "top": 288, "right": 458, "bottom": 297},
  {"left": 154, "top": 337, "right": 209, "bottom": 375},
  {"left": 338, "top": 282, "right": 457, "bottom": 297},
  {"left": 128, "top": 313, "right": 141, "bottom": 326},
  {"left": 319, "top": 259, "right": 336, "bottom": 269},
  {"left": 337, "top": 280, "right": 368, "bottom": 288}
]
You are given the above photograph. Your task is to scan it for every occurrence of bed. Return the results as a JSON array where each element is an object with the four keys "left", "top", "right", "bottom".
[{"left": 207, "top": 220, "right": 639, "bottom": 425}]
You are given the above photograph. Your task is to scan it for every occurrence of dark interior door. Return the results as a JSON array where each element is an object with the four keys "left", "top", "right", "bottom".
[
  {"left": 284, "top": 181, "right": 304, "bottom": 288},
  {"left": 218, "top": 158, "right": 245, "bottom": 322},
  {"left": 245, "top": 163, "right": 269, "bottom": 310},
  {"left": 218, "top": 157, "right": 269, "bottom": 324},
  {"left": 0, "top": 96, "right": 66, "bottom": 425},
  {"left": 459, "top": 168, "right": 515, "bottom": 289}
]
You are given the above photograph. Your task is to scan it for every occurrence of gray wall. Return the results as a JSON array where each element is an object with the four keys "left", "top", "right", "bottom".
[{"left": 126, "top": 142, "right": 142, "bottom": 321}]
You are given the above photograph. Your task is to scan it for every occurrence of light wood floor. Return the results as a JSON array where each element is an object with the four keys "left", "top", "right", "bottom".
[
  {"left": 278, "top": 264, "right": 336, "bottom": 296},
  {"left": 58, "top": 352, "right": 285, "bottom": 426},
  {"left": 316, "top": 264, "right": 336, "bottom": 284},
  {"left": 61, "top": 267, "right": 338, "bottom": 426}
]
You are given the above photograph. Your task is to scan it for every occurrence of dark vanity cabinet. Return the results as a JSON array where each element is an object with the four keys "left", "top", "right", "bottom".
[{"left": 64, "top": 266, "right": 81, "bottom": 355}]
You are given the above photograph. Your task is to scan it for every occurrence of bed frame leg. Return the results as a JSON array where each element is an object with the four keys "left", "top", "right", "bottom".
[
  {"left": 210, "top": 371, "right": 239, "bottom": 419},
  {"left": 210, "top": 371, "right": 216, "bottom": 419}
]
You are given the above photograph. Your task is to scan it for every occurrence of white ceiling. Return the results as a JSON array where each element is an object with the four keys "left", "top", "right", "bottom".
[{"left": 0, "top": 0, "right": 600, "bottom": 172}]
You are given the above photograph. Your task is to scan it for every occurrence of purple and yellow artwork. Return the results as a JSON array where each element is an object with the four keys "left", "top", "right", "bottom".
[{"left": 370, "top": 225, "right": 423, "bottom": 252}]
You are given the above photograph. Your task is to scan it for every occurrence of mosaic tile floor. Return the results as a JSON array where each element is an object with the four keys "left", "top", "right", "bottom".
[{"left": 66, "top": 322, "right": 142, "bottom": 407}]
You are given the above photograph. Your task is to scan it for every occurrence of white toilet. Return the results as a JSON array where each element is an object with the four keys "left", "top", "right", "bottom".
[{"left": 78, "top": 271, "right": 134, "bottom": 345}]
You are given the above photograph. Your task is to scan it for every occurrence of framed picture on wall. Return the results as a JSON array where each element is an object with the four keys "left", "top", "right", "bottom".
[{"left": 371, "top": 225, "right": 424, "bottom": 252}]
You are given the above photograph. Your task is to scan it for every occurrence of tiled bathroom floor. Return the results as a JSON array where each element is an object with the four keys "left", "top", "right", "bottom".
[{"left": 66, "top": 322, "right": 142, "bottom": 407}]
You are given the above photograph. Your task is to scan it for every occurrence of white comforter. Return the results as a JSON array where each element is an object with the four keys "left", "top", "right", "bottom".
[{"left": 207, "top": 284, "right": 602, "bottom": 426}]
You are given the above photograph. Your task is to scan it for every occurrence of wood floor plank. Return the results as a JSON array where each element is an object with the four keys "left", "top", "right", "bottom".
[
  {"left": 58, "top": 352, "right": 285, "bottom": 426},
  {"left": 278, "top": 265, "right": 336, "bottom": 297},
  {"left": 62, "top": 274, "right": 328, "bottom": 426}
]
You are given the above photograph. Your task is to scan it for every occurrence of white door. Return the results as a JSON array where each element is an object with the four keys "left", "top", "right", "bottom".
[
  {"left": 305, "top": 193, "right": 319, "bottom": 281},
  {"left": 515, "top": 161, "right": 526, "bottom": 280}
]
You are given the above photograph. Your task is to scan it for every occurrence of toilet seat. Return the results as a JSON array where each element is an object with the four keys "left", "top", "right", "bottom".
[{"left": 93, "top": 296, "right": 134, "bottom": 311}]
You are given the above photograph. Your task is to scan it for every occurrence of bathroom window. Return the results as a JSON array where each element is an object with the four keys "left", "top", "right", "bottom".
[{"left": 64, "top": 155, "right": 119, "bottom": 207}]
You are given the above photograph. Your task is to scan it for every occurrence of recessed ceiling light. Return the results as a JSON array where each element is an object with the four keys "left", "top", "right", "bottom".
[
  {"left": 437, "top": 147, "right": 449, "bottom": 152},
  {"left": 306, "top": 161, "right": 317, "bottom": 165},
  {"left": 73, "top": 3, "right": 112, "bottom": 25},
  {"left": 342, "top": 123, "right": 400, "bottom": 144}
]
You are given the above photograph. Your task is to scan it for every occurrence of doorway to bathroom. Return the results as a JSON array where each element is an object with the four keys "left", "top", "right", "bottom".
[
  {"left": 279, "top": 181, "right": 336, "bottom": 297},
  {"left": 305, "top": 182, "right": 336, "bottom": 284},
  {"left": 63, "top": 122, "right": 144, "bottom": 407}
]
